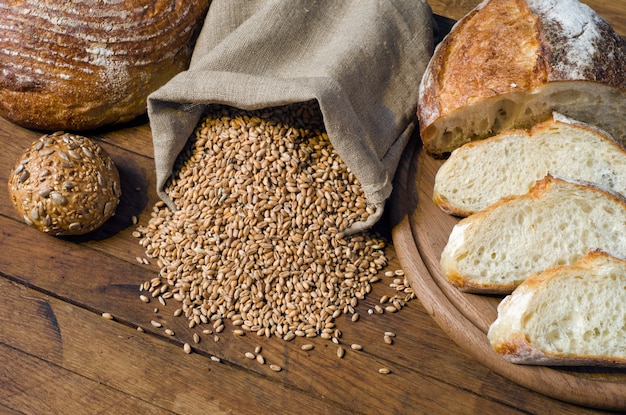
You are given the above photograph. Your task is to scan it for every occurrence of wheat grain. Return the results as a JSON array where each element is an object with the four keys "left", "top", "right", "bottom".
[{"left": 136, "top": 102, "right": 389, "bottom": 343}]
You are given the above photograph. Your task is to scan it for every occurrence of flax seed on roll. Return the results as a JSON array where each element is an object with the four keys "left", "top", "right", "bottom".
[
  {"left": 8, "top": 132, "right": 121, "bottom": 236},
  {"left": 0, "top": 0, "right": 210, "bottom": 131}
]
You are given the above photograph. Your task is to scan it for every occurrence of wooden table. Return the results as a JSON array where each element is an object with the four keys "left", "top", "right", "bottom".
[{"left": 1, "top": 1, "right": 624, "bottom": 414}]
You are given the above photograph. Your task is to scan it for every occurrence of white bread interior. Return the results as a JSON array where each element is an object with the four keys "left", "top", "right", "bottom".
[
  {"left": 423, "top": 82, "right": 626, "bottom": 156},
  {"left": 417, "top": 0, "right": 626, "bottom": 157},
  {"left": 487, "top": 250, "right": 626, "bottom": 366},
  {"left": 433, "top": 113, "right": 626, "bottom": 216},
  {"left": 440, "top": 175, "right": 626, "bottom": 294}
]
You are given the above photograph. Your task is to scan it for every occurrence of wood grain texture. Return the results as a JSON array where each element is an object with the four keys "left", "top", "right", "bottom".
[
  {"left": 391, "top": 137, "right": 626, "bottom": 411},
  {"left": 2, "top": 114, "right": 616, "bottom": 415},
  {"left": 0, "top": 96, "right": 607, "bottom": 415},
  {"left": 1, "top": 1, "right": 625, "bottom": 414},
  {"left": 388, "top": 0, "right": 626, "bottom": 411}
]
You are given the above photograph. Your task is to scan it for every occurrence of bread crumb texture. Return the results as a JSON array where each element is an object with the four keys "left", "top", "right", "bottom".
[
  {"left": 433, "top": 113, "right": 626, "bottom": 216},
  {"left": 488, "top": 251, "right": 626, "bottom": 365},
  {"left": 418, "top": 0, "right": 626, "bottom": 156},
  {"left": 441, "top": 176, "right": 626, "bottom": 293}
]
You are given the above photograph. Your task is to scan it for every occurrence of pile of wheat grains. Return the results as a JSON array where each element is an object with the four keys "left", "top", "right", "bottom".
[{"left": 135, "top": 101, "right": 412, "bottom": 348}]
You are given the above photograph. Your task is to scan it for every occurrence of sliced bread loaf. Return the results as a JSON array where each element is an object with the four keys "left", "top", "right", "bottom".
[
  {"left": 440, "top": 175, "right": 626, "bottom": 294},
  {"left": 417, "top": 0, "right": 626, "bottom": 157},
  {"left": 487, "top": 250, "right": 626, "bottom": 366},
  {"left": 433, "top": 113, "right": 626, "bottom": 217}
]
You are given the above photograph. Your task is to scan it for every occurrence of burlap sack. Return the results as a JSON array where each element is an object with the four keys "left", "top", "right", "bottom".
[{"left": 147, "top": 0, "right": 434, "bottom": 233}]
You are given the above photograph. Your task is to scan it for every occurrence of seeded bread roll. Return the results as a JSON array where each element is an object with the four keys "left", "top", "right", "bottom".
[
  {"left": 440, "top": 175, "right": 626, "bottom": 294},
  {"left": 0, "top": 0, "right": 209, "bottom": 131},
  {"left": 433, "top": 113, "right": 626, "bottom": 217},
  {"left": 8, "top": 132, "right": 121, "bottom": 236},
  {"left": 417, "top": 0, "right": 626, "bottom": 157},
  {"left": 488, "top": 250, "right": 626, "bottom": 366}
]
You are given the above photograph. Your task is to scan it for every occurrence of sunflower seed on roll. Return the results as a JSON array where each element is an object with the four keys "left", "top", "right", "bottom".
[{"left": 8, "top": 132, "right": 121, "bottom": 236}]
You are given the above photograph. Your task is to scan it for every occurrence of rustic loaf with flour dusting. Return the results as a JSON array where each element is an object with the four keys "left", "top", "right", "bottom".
[
  {"left": 440, "top": 175, "right": 626, "bottom": 294},
  {"left": 433, "top": 113, "right": 626, "bottom": 216},
  {"left": 0, "top": 0, "right": 210, "bottom": 131},
  {"left": 417, "top": 0, "right": 626, "bottom": 156},
  {"left": 488, "top": 250, "right": 626, "bottom": 366}
]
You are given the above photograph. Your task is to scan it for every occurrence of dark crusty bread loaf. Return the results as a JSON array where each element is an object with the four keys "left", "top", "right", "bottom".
[
  {"left": 488, "top": 250, "right": 626, "bottom": 366},
  {"left": 433, "top": 113, "right": 626, "bottom": 217},
  {"left": 0, "top": 1, "right": 209, "bottom": 131},
  {"left": 440, "top": 175, "right": 626, "bottom": 294},
  {"left": 417, "top": 0, "right": 626, "bottom": 157}
]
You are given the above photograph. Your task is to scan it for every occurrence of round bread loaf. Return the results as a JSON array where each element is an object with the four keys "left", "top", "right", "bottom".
[
  {"left": 8, "top": 132, "right": 121, "bottom": 236},
  {"left": 418, "top": 0, "right": 626, "bottom": 157},
  {"left": 0, "top": 1, "right": 210, "bottom": 131}
]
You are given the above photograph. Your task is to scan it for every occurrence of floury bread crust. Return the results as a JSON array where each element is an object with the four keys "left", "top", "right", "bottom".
[
  {"left": 0, "top": 0, "right": 210, "bottom": 131},
  {"left": 417, "top": 0, "right": 626, "bottom": 156},
  {"left": 440, "top": 175, "right": 626, "bottom": 294},
  {"left": 433, "top": 113, "right": 626, "bottom": 217},
  {"left": 488, "top": 250, "right": 626, "bottom": 366}
]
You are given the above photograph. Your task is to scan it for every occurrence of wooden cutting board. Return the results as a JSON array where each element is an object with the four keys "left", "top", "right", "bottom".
[{"left": 390, "top": 136, "right": 626, "bottom": 411}]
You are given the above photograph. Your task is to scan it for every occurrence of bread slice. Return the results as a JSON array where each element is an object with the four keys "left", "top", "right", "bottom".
[
  {"left": 440, "top": 175, "right": 626, "bottom": 294},
  {"left": 417, "top": 0, "right": 626, "bottom": 157},
  {"left": 433, "top": 113, "right": 626, "bottom": 217},
  {"left": 487, "top": 250, "right": 626, "bottom": 366}
]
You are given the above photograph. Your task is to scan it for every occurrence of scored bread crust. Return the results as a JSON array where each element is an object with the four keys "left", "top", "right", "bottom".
[
  {"left": 440, "top": 175, "right": 626, "bottom": 294},
  {"left": 432, "top": 112, "right": 626, "bottom": 217},
  {"left": 488, "top": 250, "right": 626, "bottom": 366},
  {"left": 0, "top": 0, "right": 210, "bottom": 131},
  {"left": 418, "top": 0, "right": 626, "bottom": 156}
]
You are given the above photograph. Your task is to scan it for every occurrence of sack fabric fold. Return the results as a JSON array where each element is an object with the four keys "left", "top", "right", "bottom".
[{"left": 148, "top": 0, "right": 434, "bottom": 233}]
